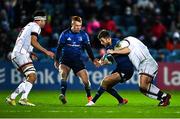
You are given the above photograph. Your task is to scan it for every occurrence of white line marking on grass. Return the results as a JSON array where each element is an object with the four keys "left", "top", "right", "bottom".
[{"left": 106, "top": 111, "right": 113, "bottom": 113}]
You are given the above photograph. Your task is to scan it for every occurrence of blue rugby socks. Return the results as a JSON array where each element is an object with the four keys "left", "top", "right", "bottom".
[
  {"left": 60, "top": 79, "right": 67, "bottom": 96},
  {"left": 92, "top": 86, "right": 105, "bottom": 103},
  {"left": 85, "top": 86, "right": 91, "bottom": 97},
  {"left": 107, "top": 88, "right": 123, "bottom": 103}
]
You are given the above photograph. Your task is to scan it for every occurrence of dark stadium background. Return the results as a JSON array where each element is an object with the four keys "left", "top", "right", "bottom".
[{"left": 0, "top": 0, "right": 180, "bottom": 118}]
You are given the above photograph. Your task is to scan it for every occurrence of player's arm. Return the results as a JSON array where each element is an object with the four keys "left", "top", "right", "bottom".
[
  {"left": 54, "top": 43, "right": 64, "bottom": 69},
  {"left": 84, "top": 43, "right": 95, "bottom": 61},
  {"left": 30, "top": 52, "right": 38, "bottom": 60},
  {"left": 55, "top": 43, "right": 64, "bottom": 61},
  {"left": 107, "top": 40, "right": 130, "bottom": 55},
  {"left": 83, "top": 33, "right": 100, "bottom": 67},
  {"left": 54, "top": 32, "right": 66, "bottom": 69},
  {"left": 55, "top": 32, "right": 66, "bottom": 62},
  {"left": 31, "top": 35, "right": 54, "bottom": 58}
]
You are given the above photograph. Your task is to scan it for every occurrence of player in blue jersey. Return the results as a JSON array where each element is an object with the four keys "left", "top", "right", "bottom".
[
  {"left": 54, "top": 16, "right": 100, "bottom": 104},
  {"left": 86, "top": 30, "right": 134, "bottom": 106}
]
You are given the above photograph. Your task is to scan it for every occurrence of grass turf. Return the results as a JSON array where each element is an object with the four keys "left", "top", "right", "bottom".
[{"left": 0, "top": 90, "right": 179, "bottom": 118}]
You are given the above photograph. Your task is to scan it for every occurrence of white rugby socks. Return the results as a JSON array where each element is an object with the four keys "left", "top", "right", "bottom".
[
  {"left": 146, "top": 84, "right": 167, "bottom": 100},
  {"left": 20, "top": 81, "right": 33, "bottom": 99},
  {"left": 10, "top": 80, "right": 26, "bottom": 99}
]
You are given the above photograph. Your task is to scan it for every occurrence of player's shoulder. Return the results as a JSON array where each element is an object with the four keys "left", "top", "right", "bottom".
[
  {"left": 26, "top": 22, "right": 40, "bottom": 31},
  {"left": 28, "top": 22, "right": 39, "bottom": 27},
  {"left": 123, "top": 36, "right": 139, "bottom": 41},
  {"left": 61, "top": 28, "right": 70, "bottom": 34},
  {"left": 80, "top": 30, "right": 88, "bottom": 35}
]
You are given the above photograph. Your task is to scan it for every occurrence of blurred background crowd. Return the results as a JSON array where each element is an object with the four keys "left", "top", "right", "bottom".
[{"left": 0, "top": 0, "right": 180, "bottom": 62}]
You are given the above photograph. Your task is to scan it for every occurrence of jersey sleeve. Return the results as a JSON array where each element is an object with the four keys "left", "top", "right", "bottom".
[
  {"left": 114, "top": 40, "right": 129, "bottom": 50},
  {"left": 31, "top": 24, "right": 41, "bottom": 37},
  {"left": 58, "top": 32, "right": 66, "bottom": 45}
]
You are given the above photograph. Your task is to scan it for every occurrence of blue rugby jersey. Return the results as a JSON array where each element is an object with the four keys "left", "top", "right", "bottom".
[
  {"left": 57, "top": 28, "right": 91, "bottom": 61},
  {"left": 106, "top": 38, "right": 134, "bottom": 72}
]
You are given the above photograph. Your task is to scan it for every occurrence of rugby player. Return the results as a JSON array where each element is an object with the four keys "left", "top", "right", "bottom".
[
  {"left": 86, "top": 30, "right": 134, "bottom": 106},
  {"left": 6, "top": 10, "right": 55, "bottom": 106},
  {"left": 54, "top": 16, "right": 100, "bottom": 104}
]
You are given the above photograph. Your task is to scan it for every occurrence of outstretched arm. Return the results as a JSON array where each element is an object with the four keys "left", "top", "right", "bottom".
[
  {"left": 107, "top": 47, "right": 130, "bottom": 55},
  {"left": 31, "top": 35, "right": 54, "bottom": 59},
  {"left": 107, "top": 40, "right": 130, "bottom": 55}
]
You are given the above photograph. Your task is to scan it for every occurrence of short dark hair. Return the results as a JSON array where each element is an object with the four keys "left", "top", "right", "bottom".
[
  {"left": 71, "top": 16, "right": 82, "bottom": 23},
  {"left": 33, "top": 10, "right": 46, "bottom": 17},
  {"left": 97, "top": 29, "right": 111, "bottom": 39}
]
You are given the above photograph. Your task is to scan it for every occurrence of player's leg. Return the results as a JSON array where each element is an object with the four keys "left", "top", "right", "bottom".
[
  {"left": 86, "top": 72, "right": 125, "bottom": 106},
  {"left": 18, "top": 63, "right": 36, "bottom": 106},
  {"left": 76, "top": 69, "right": 92, "bottom": 102},
  {"left": 6, "top": 54, "right": 34, "bottom": 106},
  {"left": 99, "top": 72, "right": 125, "bottom": 104},
  {"left": 139, "top": 74, "right": 171, "bottom": 106},
  {"left": 138, "top": 60, "right": 171, "bottom": 106},
  {"left": 8, "top": 79, "right": 26, "bottom": 106},
  {"left": 58, "top": 64, "right": 71, "bottom": 104},
  {"left": 102, "top": 69, "right": 133, "bottom": 105}
]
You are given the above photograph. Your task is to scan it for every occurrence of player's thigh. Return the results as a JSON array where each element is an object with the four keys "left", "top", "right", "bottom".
[
  {"left": 138, "top": 59, "right": 157, "bottom": 88},
  {"left": 139, "top": 59, "right": 158, "bottom": 78},
  {"left": 102, "top": 72, "right": 121, "bottom": 87},
  {"left": 11, "top": 53, "right": 32, "bottom": 70},
  {"left": 71, "top": 60, "right": 85, "bottom": 75},
  {"left": 59, "top": 64, "right": 71, "bottom": 80},
  {"left": 11, "top": 53, "right": 36, "bottom": 78}
]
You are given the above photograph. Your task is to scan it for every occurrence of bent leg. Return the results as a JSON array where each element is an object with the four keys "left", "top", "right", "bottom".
[
  {"left": 139, "top": 74, "right": 171, "bottom": 106},
  {"left": 92, "top": 72, "right": 123, "bottom": 103}
]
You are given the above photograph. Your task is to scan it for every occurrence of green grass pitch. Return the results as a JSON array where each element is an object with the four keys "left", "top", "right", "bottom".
[{"left": 0, "top": 90, "right": 180, "bottom": 118}]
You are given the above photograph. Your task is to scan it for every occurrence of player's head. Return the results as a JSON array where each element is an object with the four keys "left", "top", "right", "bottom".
[
  {"left": 97, "top": 29, "right": 111, "bottom": 46},
  {"left": 71, "top": 16, "right": 82, "bottom": 33},
  {"left": 33, "top": 10, "right": 46, "bottom": 28}
]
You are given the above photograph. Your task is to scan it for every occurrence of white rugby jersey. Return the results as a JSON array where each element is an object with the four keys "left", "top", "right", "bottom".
[
  {"left": 12, "top": 22, "right": 41, "bottom": 57},
  {"left": 120, "top": 36, "right": 156, "bottom": 70}
]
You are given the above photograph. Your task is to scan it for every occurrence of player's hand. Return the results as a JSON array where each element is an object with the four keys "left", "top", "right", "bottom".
[
  {"left": 107, "top": 49, "right": 114, "bottom": 54},
  {"left": 54, "top": 60, "right": 59, "bottom": 69},
  {"left": 99, "top": 59, "right": 110, "bottom": 65},
  {"left": 46, "top": 51, "right": 55, "bottom": 59},
  {"left": 30, "top": 52, "right": 38, "bottom": 60},
  {"left": 93, "top": 58, "right": 101, "bottom": 67}
]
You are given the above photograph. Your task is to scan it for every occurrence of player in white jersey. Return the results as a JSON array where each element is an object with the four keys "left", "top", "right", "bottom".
[
  {"left": 98, "top": 29, "right": 171, "bottom": 106},
  {"left": 6, "top": 10, "right": 55, "bottom": 106}
]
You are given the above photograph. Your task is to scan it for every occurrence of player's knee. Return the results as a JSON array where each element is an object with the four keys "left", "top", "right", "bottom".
[
  {"left": 139, "top": 87, "right": 147, "bottom": 95},
  {"left": 139, "top": 79, "right": 150, "bottom": 88},
  {"left": 27, "top": 73, "right": 37, "bottom": 84},
  {"left": 101, "top": 77, "right": 109, "bottom": 90},
  {"left": 84, "top": 80, "right": 91, "bottom": 88},
  {"left": 60, "top": 72, "right": 68, "bottom": 80}
]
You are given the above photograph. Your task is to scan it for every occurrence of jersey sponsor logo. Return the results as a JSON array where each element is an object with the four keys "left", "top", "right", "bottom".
[
  {"left": 67, "top": 44, "right": 80, "bottom": 47},
  {"left": 67, "top": 37, "right": 71, "bottom": 41}
]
